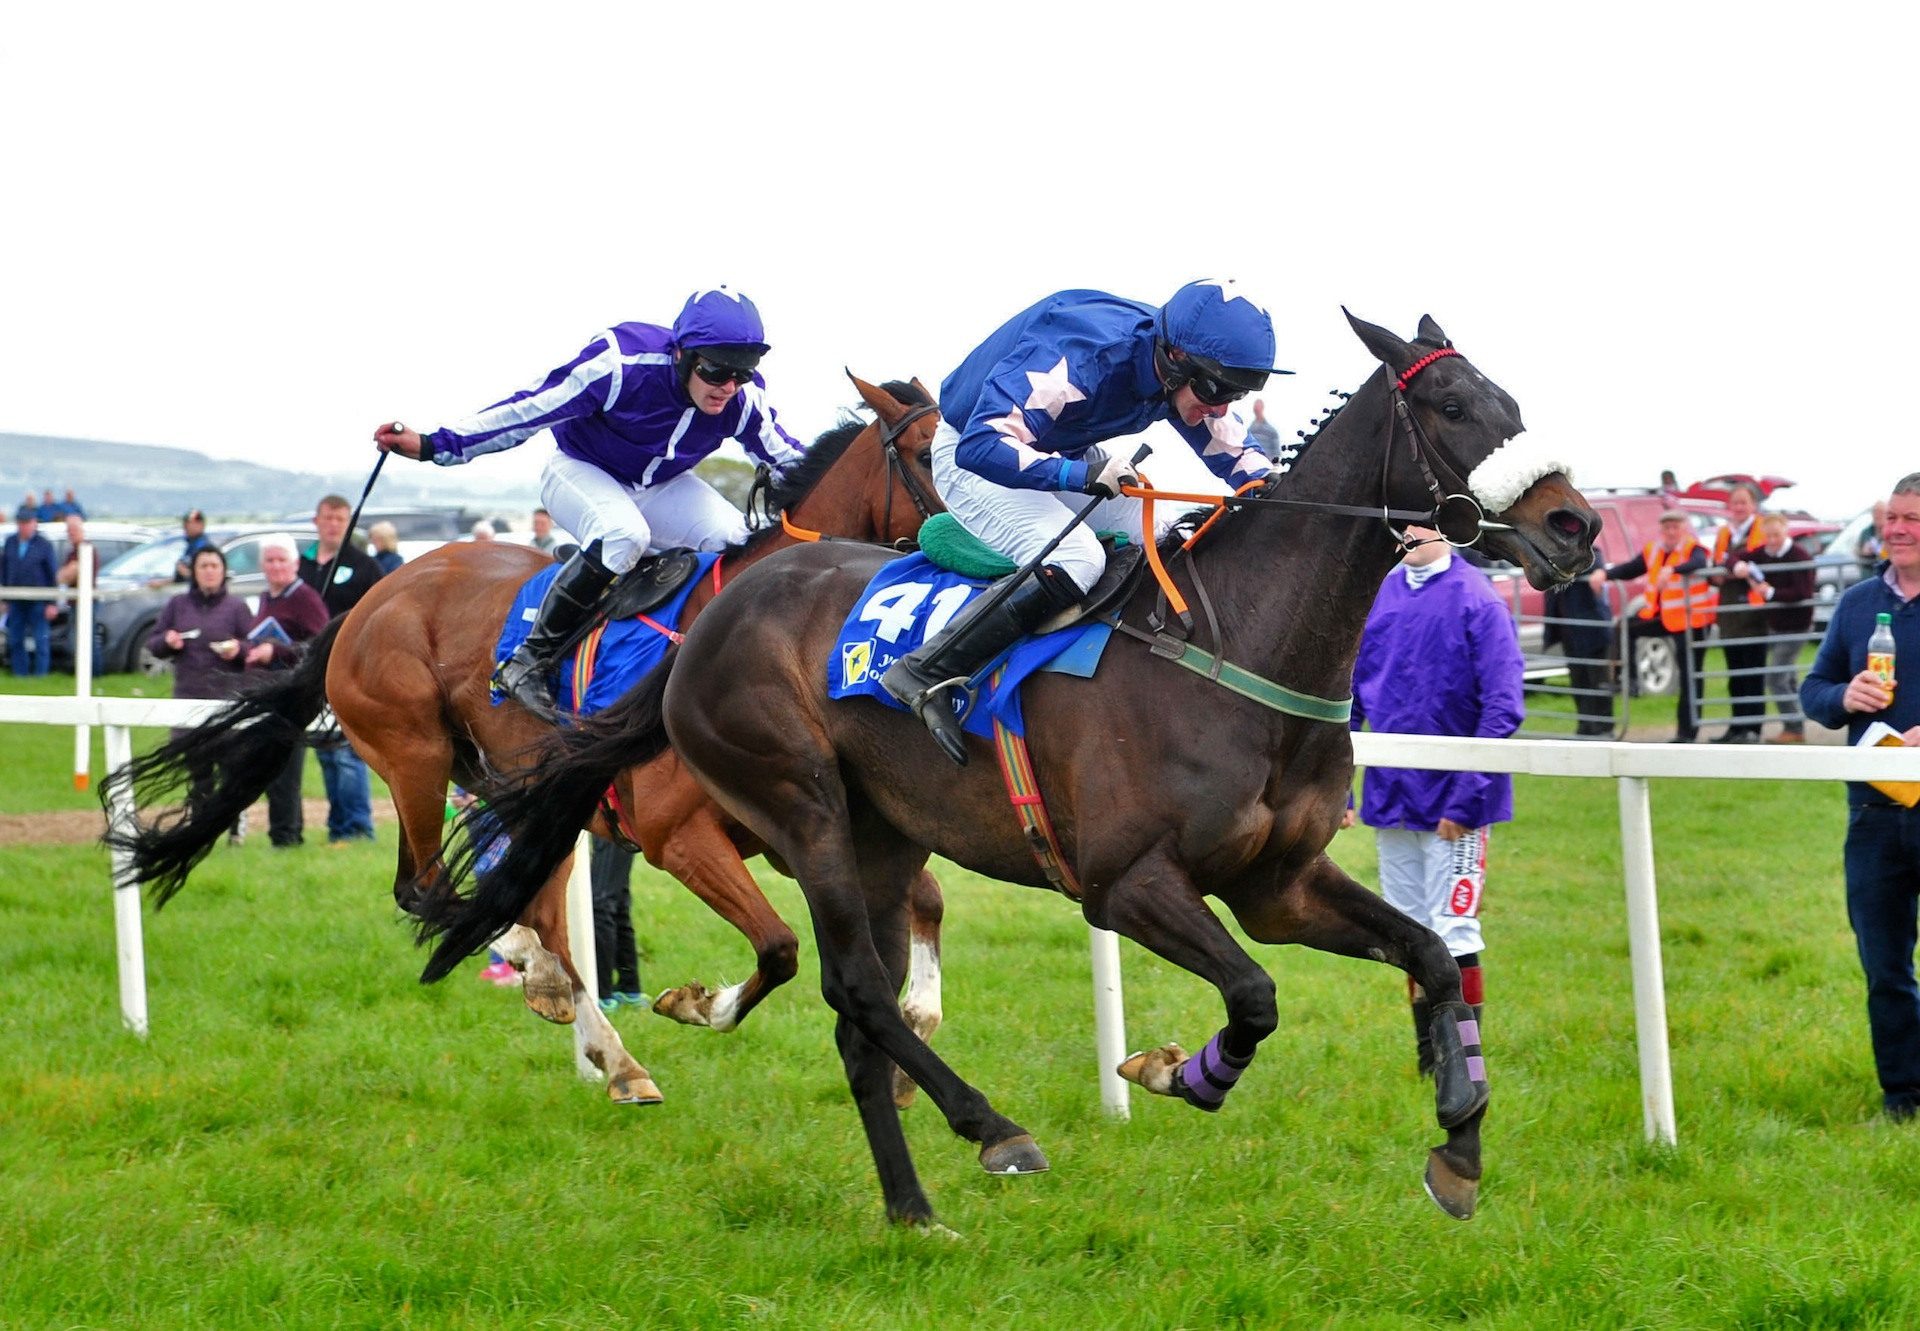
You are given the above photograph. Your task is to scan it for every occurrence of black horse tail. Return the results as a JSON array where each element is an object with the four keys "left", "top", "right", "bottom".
[
  {"left": 101, "top": 617, "right": 344, "bottom": 906},
  {"left": 414, "top": 648, "right": 679, "bottom": 984}
]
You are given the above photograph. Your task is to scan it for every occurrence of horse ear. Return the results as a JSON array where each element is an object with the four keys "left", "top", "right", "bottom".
[
  {"left": 1416, "top": 314, "right": 1451, "bottom": 347},
  {"left": 846, "top": 370, "right": 908, "bottom": 425},
  {"left": 1343, "top": 307, "right": 1415, "bottom": 372}
]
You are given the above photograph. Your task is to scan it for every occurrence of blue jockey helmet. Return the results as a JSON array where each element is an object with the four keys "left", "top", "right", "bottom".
[
  {"left": 672, "top": 286, "right": 770, "bottom": 372},
  {"left": 1157, "top": 279, "right": 1290, "bottom": 393}
]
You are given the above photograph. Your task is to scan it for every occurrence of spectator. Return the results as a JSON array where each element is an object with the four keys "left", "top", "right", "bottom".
[
  {"left": 470, "top": 519, "right": 495, "bottom": 542},
  {"left": 1747, "top": 512, "right": 1817, "bottom": 744},
  {"left": 298, "top": 494, "right": 385, "bottom": 845},
  {"left": 1344, "top": 525, "right": 1524, "bottom": 1077},
  {"left": 62, "top": 489, "right": 85, "bottom": 520},
  {"left": 367, "top": 521, "right": 404, "bottom": 575},
  {"left": 1543, "top": 574, "right": 1615, "bottom": 736},
  {"left": 244, "top": 535, "right": 332, "bottom": 848},
  {"left": 1859, "top": 500, "right": 1889, "bottom": 568},
  {"left": 1799, "top": 472, "right": 1920, "bottom": 1122},
  {"left": 1658, "top": 469, "right": 1683, "bottom": 502},
  {"left": 149, "top": 546, "right": 254, "bottom": 828},
  {"left": 1245, "top": 398, "right": 1283, "bottom": 462},
  {"left": 35, "top": 488, "right": 62, "bottom": 522},
  {"left": 1592, "top": 510, "right": 1713, "bottom": 743},
  {"left": 1710, "top": 481, "right": 1769, "bottom": 743},
  {"left": 169, "top": 509, "right": 215, "bottom": 584},
  {"left": 529, "top": 507, "right": 559, "bottom": 554},
  {"left": 590, "top": 835, "right": 647, "bottom": 1011},
  {"left": 3, "top": 505, "right": 59, "bottom": 676},
  {"left": 55, "top": 513, "right": 93, "bottom": 589}
]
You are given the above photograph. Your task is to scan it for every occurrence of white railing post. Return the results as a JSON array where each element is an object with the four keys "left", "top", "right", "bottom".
[
  {"left": 72, "top": 544, "right": 94, "bottom": 792},
  {"left": 1089, "top": 925, "right": 1130, "bottom": 1120},
  {"left": 1616, "top": 774, "right": 1676, "bottom": 1143},
  {"left": 566, "top": 833, "right": 599, "bottom": 1001},
  {"left": 103, "top": 723, "right": 149, "bottom": 1037}
]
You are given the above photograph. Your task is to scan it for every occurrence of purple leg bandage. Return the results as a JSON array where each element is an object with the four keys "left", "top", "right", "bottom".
[
  {"left": 1458, "top": 1018, "right": 1486, "bottom": 1084},
  {"left": 1179, "top": 1031, "right": 1253, "bottom": 1112}
]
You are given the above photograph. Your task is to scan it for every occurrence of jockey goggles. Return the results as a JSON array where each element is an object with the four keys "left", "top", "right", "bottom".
[
  {"left": 691, "top": 356, "right": 757, "bottom": 387},
  {"left": 1186, "top": 368, "right": 1250, "bottom": 407}
]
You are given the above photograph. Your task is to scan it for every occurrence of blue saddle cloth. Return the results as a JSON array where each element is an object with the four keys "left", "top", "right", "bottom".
[
  {"left": 828, "top": 553, "right": 1111, "bottom": 739},
  {"left": 492, "top": 553, "right": 718, "bottom": 715}
]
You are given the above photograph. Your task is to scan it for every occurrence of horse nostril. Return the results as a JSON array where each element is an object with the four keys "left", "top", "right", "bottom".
[{"left": 1548, "top": 509, "right": 1592, "bottom": 539}]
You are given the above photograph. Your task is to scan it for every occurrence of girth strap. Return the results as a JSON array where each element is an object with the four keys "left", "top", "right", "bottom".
[{"left": 988, "top": 667, "right": 1083, "bottom": 900}]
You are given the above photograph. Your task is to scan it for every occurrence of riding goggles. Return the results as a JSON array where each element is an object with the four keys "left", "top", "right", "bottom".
[
  {"left": 1187, "top": 371, "right": 1249, "bottom": 407},
  {"left": 692, "top": 357, "right": 757, "bottom": 387}
]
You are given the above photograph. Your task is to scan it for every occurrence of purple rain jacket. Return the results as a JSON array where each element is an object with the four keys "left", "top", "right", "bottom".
[
  {"left": 421, "top": 322, "right": 806, "bottom": 488},
  {"left": 1350, "top": 555, "right": 1527, "bottom": 831}
]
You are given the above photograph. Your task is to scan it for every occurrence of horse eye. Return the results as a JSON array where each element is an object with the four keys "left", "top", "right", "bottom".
[
  {"left": 917, "top": 449, "right": 933, "bottom": 468},
  {"left": 1441, "top": 400, "right": 1464, "bottom": 421}
]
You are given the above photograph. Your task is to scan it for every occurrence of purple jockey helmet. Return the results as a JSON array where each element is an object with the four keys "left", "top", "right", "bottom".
[
  {"left": 671, "top": 287, "right": 770, "bottom": 372},
  {"left": 1157, "top": 279, "right": 1291, "bottom": 393}
]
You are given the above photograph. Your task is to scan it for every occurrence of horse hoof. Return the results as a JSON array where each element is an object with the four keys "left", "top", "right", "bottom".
[
  {"left": 522, "top": 978, "right": 576, "bottom": 1026},
  {"left": 652, "top": 984, "right": 713, "bottom": 1028},
  {"left": 1117, "top": 1044, "right": 1188, "bottom": 1097},
  {"left": 979, "top": 1133, "right": 1049, "bottom": 1176},
  {"left": 1422, "top": 1150, "right": 1479, "bottom": 1221},
  {"left": 607, "top": 1069, "right": 664, "bottom": 1106},
  {"left": 892, "top": 1065, "right": 918, "bottom": 1110}
]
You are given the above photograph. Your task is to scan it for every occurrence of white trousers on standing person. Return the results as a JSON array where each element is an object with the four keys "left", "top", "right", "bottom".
[
  {"left": 540, "top": 451, "right": 747, "bottom": 576},
  {"left": 930, "top": 419, "right": 1176, "bottom": 594},
  {"left": 1374, "top": 826, "right": 1488, "bottom": 958}
]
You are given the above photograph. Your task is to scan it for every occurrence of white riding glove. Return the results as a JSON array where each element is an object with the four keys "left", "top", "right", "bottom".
[{"left": 1079, "top": 447, "right": 1140, "bottom": 500}]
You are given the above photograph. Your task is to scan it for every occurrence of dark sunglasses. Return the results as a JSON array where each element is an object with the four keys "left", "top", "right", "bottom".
[
  {"left": 692, "top": 357, "right": 756, "bottom": 387},
  {"left": 1187, "top": 371, "right": 1248, "bottom": 407}
]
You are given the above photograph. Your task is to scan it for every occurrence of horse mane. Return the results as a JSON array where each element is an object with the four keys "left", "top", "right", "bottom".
[{"left": 731, "top": 378, "right": 934, "bottom": 554}]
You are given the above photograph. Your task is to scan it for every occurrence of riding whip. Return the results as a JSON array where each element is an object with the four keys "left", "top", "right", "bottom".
[{"left": 315, "top": 441, "right": 391, "bottom": 613}]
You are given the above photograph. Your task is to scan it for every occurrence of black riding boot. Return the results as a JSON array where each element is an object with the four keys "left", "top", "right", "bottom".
[
  {"left": 493, "top": 545, "right": 617, "bottom": 716},
  {"left": 880, "top": 564, "right": 1082, "bottom": 766}
]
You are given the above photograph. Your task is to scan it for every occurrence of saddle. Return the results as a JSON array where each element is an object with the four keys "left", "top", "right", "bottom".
[
  {"left": 549, "top": 547, "right": 703, "bottom": 662},
  {"left": 916, "top": 512, "right": 1147, "bottom": 632}
]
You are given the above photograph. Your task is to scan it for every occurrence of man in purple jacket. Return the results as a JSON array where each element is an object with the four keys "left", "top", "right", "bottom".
[
  {"left": 372, "top": 287, "right": 806, "bottom": 714},
  {"left": 1345, "top": 525, "right": 1526, "bottom": 1078}
]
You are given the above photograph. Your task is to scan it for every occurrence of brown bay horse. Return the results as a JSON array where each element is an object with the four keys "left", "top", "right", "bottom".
[
  {"left": 108, "top": 376, "right": 946, "bottom": 1105},
  {"left": 416, "top": 314, "right": 1599, "bottom": 1228}
]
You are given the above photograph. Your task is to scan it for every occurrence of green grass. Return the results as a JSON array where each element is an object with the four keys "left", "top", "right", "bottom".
[{"left": 2, "top": 703, "right": 1913, "bottom": 1328}]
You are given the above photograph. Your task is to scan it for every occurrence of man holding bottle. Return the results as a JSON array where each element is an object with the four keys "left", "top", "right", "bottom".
[{"left": 1802, "top": 472, "right": 1920, "bottom": 1121}]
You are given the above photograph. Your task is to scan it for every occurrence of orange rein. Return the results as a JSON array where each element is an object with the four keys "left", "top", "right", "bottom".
[{"left": 1119, "top": 475, "right": 1265, "bottom": 622}]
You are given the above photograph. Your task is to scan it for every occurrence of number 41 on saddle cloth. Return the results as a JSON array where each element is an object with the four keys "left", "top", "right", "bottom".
[{"left": 827, "top": 552, "right": 1112, "bottom": 739}]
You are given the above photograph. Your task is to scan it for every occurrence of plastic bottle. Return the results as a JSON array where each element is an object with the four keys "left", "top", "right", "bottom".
[{"left": 1869, "top": 612, "right": 1897, "bottom": 698}]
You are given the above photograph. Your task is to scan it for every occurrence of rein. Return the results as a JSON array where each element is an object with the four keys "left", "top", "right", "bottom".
[{"left": 763, "top": 403, "right": 939, "bottom": 548}]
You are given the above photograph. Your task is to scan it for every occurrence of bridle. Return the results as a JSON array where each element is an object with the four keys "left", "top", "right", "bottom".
[{"left": 751, "top": 402, "right": 941, "bottom": 549}]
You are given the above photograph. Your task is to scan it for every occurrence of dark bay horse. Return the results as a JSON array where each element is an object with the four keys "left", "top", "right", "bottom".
[
  {"left": 108, "top": 376, "right": 947, "bottom": 1105},
  {"left": 415, "top": 314, "right": 1599, "bottom": 1225}
]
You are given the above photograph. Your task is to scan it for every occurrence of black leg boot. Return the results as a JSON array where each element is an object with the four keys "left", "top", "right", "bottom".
[
  {"left": 1410, "top": 984, "right": 1436, "bottom": 1079},
  {"left": 493, "top": 545, "right": 617, "bottom": 716},
  {"left": 879, "top": 564, "right": 1082, "bottom": 766}
]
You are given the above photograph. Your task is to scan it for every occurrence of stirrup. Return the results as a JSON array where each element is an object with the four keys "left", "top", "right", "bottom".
[
  {"left": 906, "top": 676, "right": 971, "bottom": 766},
  {"left": 494, "top": 652, "right": 558, "bottom": 718}
]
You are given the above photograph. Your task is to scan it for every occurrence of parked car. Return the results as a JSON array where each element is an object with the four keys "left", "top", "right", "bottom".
[
  {"left": 1813, "top": 506, "right": 1876, "bottom": 626},
  {"left": 0, "top": 521, "right": 161, "bottom": 664},
  {"left": 59, "top": 525, "right": 295, "bottom": 673}
]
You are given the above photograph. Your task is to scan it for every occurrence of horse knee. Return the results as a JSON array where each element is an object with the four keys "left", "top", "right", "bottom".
[
  {"left": 760, "top": 929, "right": 800, "bottom": 986},
  {"left": 1224, "top": 972, "right": 1279, "bottom": 1043}
]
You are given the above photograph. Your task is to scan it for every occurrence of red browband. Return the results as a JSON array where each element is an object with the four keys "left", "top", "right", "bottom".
[{"left": 1395, "top": 347, "right": 1459, "bottom": 391}]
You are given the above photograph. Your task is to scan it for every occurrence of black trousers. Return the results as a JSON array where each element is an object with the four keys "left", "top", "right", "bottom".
[
  {"left": 1566, "top": 658, "right": 1615, "bottom": 733},
  {"left": 1631, "top": 620, "right": 1707, "bottom": 739},
  {"left": 589, "top": 835, "right": 640, "bottom": 997},
  {"left": 265, "top": 745, "right": 305, "bottom": 846},
  {"left": 1719, "top": 633, "right": 1769, "bottom": 734}
]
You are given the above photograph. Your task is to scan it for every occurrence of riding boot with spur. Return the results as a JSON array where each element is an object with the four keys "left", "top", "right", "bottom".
[
  {"left": 493, "top": 545, "right": 617, "bottom": 717},
  {"left": 880, "top": 564, "right": 1081, "bottom": 766}
]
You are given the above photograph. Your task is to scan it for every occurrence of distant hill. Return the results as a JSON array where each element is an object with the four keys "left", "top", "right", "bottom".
[{"left": 0, "top": 432, "right": 759, "bottom": 523}]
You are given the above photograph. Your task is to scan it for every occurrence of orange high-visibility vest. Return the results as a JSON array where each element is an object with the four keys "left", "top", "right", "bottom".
[
  {"left": 1637, "top": 538, "right": 1717, "bottom": 631},
  {"left": 1712, "top": 522, "right": 1770, "bottom": 606}
]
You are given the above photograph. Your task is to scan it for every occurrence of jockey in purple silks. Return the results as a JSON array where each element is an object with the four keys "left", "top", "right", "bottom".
[
  {"left": 880, "top": 278, "right": 1290, "bottom": 764},
  {"left": 374, "top": 287, "right": 806, "bottom": 715}
]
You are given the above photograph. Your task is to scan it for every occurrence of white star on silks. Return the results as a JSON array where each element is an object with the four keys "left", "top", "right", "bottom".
[
  {"left": 1023, "top": 358, "right": 1087, "bottom": 419},
  {"left": 985, "top": 409, "right": 1056, "bottom": 474},
  {"left": 1193, "top": 278, "right": 1259, "bottom": 310}
]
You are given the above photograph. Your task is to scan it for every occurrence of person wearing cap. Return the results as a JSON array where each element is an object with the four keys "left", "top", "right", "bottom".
[
  {"left": 372, "top": 287, "right": 806, "bottom": 715},
  {"left": 1590, "top": 508, "right": 1715, "bottom": 742},
  {"left": 3, "top": 504, "right": 60, "bottom": 676},
  {"left": 879, "top": 279, "right": 1289, "bottom": 764},
  {"left": 171, "top": 509, "right": 215, "bottom": 584}
]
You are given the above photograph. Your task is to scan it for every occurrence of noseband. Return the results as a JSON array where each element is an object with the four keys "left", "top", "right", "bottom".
[
  {"left": 750, "top": 402, "right": 940, "bottom": 548},
  {"left": 1379, "top": 347, "right": 1511, "bottom": 551}
]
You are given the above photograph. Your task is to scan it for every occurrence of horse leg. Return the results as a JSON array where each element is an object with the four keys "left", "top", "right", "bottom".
[
  {"left": 1220, "top": 853, "right": 1488, "bottom": 1220},
  {"left": 1087, "top": 844, "right": 1278, "bottom": 1114},
  {"left": 515, "top": 856, "right": 662, "bottom": 1104},
  {"left": 642, "top": 799, "right": 800, "bottom": 1033},
  {"left": 893, "top": 868, "right": 945, "bottom": 1109}
]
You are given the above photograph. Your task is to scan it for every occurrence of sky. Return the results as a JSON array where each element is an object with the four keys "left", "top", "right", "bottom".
[{"left": 4, "top": 2, "right": 1912, "bottom": 521}]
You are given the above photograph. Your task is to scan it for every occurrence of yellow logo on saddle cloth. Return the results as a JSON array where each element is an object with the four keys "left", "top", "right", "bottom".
[{"left": 841, "top": 639, "right": 874, "bottom": 686}]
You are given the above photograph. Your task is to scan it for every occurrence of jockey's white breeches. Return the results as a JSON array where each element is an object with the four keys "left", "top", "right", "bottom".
[
  {"left": 931, "top": 419, "right": 1178, "bottom": 594},
  {"left": 540, "top": 452, "right": 746, "bottom": 575}
]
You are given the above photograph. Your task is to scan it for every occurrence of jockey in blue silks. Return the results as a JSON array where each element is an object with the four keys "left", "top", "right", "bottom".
[
  {"left": 375, "top": 287, "right": 806, "bottom": 715},
  {"left": 880, "top": 278, "right": 1290, "bottom": 763}
]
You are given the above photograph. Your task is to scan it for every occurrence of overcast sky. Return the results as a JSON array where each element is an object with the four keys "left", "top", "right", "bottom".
[{"left": 4, "top": 3, "right": 1910, "bottom": 519}]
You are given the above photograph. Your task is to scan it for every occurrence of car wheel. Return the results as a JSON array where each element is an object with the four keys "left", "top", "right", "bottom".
[
  {"left": 1633, "top": 635, "right": 1677, "bottom": 697},
  {"left": 126, "top": 618, "right": 169, "bottom": 676}
]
